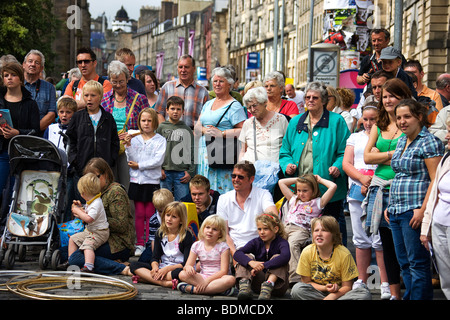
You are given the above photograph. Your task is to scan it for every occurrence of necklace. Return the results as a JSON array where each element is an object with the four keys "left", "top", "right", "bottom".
[
  {"left": 387, "top": 126, "right": 399, "bottom": 150},
  {"left": 114, "top": 94, "right": 126, "bottom": 103}
]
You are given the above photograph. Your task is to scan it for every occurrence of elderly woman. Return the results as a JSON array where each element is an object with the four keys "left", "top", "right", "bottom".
[
  {"left": 239, "top": 86, "right": 288, "bottom": 163},
  {"left": 279, "top": 81, "right": 350, "bottom": 239},
  {"left": 101, "top": 60, "right": 149, "bottom": 190},
  {"left": 264, "top": 71, "right": 299, "bottom": 119},
  {"left": 66, "top": 157, "right": 136, "bottom": 275},
  {"left": 195, "top": 67, "right": 247, "bottom": 194}
]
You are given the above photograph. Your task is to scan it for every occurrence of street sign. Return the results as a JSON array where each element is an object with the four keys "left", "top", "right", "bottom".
[{"left": 310, "top": 43, "right": 340, "bottom": 87}]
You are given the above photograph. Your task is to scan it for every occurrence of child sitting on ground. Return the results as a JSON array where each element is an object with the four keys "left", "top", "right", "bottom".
[
  {"left": 234, "top": 212, "right": 290, "bottom": 300},
  {"left": 177, "top": 215, "right": 236, "bottom": 296}
]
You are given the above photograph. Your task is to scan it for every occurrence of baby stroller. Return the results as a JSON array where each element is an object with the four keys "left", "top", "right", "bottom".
[{"left": 0, "top": 135, "right": 67, "bottom": 270}]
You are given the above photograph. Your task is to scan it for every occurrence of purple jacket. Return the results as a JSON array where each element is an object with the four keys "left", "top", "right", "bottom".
[{"left": 233, "top": 235, "right": 290, "bottom": 270}]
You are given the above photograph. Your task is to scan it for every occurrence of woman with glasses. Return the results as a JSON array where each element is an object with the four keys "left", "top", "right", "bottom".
[
  {"left": 194, "top": 67, "right": 247, "bottom": 194},
  {"left": 279, "top": 81, "right": 350, "bottom": 250},
  {"left": 100, "top": 60, "right": 150, "bottom": 191}
]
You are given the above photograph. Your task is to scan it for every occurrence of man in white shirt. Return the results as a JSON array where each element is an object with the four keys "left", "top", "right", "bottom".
[
  {"left": 285, "top": 84, "right": 305, "bottom": 113},
  {"left": 217, "top": 162, "right": 278, "bottom": 258}
]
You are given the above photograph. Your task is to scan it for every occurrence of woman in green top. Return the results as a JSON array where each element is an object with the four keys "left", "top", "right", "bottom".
[{"left": 363, "top": 78, "right": 412, "bottom": 300}]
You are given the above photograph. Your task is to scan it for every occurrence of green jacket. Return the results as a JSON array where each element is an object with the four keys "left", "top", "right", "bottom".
[
  {"left": 279, "top": 109, "right": 350, "bottom": 202},
  {"left": 156, "top": 120, "right": 195, "bottom": 177}
]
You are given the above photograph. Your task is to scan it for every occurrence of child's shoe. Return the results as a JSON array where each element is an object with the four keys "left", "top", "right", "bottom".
[
  {"left": 237, "top": 279, "right": 252, "bottom": 300},
  {"left": 258, "top": 281, "right": 273, "bottom": 300}
]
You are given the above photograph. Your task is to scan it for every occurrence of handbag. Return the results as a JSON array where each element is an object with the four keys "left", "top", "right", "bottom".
[
  {"left": 118, "top": 94, "right": 139, "bottom": 155},
  {"left": 251, "top": 117, "right": 280, "bottom": 192},
  {"left": 205, "top": 101, "right": 239, "bottom": 169}
]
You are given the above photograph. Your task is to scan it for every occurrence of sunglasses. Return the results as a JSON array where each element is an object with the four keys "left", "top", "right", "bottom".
[
  {"left": 231, "top": 174, "right": 246, "bottom": 180},
  {"left": 76, "top": 59, "right": 93, "bottom": 65}
]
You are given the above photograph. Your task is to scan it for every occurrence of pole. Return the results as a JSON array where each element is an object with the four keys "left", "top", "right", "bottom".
[
  {"left": 307, "top": 0, "right": 314, "bottom": 82},
  {"left": 273, "top": 0, "right": 279, "bottom": 71},
  {"left": 280, "top": 0, "right": 285, "bottom": 72},
  {"left": 394, "top": 0, "right": 403, "bottom": 51}
]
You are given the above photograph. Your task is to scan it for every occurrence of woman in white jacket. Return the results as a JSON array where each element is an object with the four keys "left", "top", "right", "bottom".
[
  {"left": 125, "top": 108, "right": 166, "bottom": 255},
  {"left": 421, "top": 114, "right": 450, "bottom": 299}
]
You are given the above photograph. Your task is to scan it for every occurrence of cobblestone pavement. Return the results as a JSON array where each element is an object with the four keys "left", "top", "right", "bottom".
[{"left": 0, "top": 216, "right": 445, "bottom": 301}]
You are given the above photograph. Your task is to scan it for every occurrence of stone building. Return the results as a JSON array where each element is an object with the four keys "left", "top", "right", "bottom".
[
  {"left": 132, "top": 0, "right": 229, "bottom": 85},
  {"left": 228, "top": 0, "right": 449, "bottom": 89}
]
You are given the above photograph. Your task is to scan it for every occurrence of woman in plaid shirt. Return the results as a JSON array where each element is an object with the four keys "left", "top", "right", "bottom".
[{"left": 387, "top": 99, "right": 444, "bottom": 300}]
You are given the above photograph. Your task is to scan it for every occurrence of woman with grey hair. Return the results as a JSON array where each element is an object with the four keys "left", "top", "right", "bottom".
[
  {"left": 195, "top": 67, "right": 247, "bottom": 194},
  {"left": 239, "top": 86, "right": 288, "bottom": 163},
  {"left": 279, "top": 81, "right": 351, "bottom": 252},
  {"left": 264, "top": 71, "right": 298, "bottom": 119},
  {"left": 101, "top": 60, "right": 150, "bottom": 191}
]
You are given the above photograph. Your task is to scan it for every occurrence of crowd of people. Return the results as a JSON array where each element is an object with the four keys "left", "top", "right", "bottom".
[{"left": 0, "top": 33, "right": 449, "bottom": 300}]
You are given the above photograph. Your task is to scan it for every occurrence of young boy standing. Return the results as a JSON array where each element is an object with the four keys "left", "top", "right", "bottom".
[
  {"left": 66, "top": 80, "right": 120, "bottom": 201},
  {"left": 156, "top": 96, "right": 194, "bottom": 201},
  {"left": 47, "top": 96, "right": 77, "bottom": 221}
]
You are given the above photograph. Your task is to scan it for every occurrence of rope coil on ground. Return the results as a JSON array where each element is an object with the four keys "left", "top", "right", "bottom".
[{"left": 0, "top": 271, "right": 138, "bottom": 300}]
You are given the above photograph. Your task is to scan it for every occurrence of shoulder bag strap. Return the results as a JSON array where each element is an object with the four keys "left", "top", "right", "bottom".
[
  {"left": 122, "top": 94, "right": 139, "bottom": 131},
  {"left": 253, "top": 117, "right": 257, "bottom": 161},
  {"left": 215, "top": 101, "right": 235, "bottom": 127}
]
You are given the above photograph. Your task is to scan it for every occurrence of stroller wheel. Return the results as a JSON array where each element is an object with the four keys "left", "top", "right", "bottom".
[
  {"left": 39, "top": 249, "right": 49, "bottom": 270},
  {"left": 5, "top": 247, "right": 16, "bottom": 269},
  {"left": 51, "top": 249, "right": 61, "bottom": 270},
  {"left": 18, "top": 245, "right": 26, "bottom": 262}
]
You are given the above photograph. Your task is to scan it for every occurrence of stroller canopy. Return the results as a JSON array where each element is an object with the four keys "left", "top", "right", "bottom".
[{"left": 8, "top": 135, "right": 67, "bottom": 174}]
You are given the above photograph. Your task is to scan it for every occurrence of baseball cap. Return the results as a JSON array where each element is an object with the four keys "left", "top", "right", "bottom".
[{"left": 379, "top": 47, "right": 402, "bottom": 60}]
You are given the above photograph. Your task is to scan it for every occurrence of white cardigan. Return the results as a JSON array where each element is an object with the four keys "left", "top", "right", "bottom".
[
  {"left": 125, "top": 133, "right": 166, "bottom": 185},
  {"left": 421, "top": 152, "right": 450, "bottom": 237}
]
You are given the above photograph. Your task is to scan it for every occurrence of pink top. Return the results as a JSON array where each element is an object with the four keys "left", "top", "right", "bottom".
[
  {"left": 191, "top": 240, "right": 229, "bottom": 278},
  {"left": 284, "top": 196, "right": 322, "bottom": 231}
]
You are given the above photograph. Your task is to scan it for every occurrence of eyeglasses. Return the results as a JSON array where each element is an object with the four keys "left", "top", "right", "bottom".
[
  {"left": 247, "top": 103, "right": 263, "bottom": 110},
  {"left": 231, "top": 174, "right": 246, "bottom": 180},
  {"left": 76, "top": 59, "right": 93, "bottom": 65},
  {"left": 111, "top": 80, "right": 126, "bottom": 86},
  {"left": 305, "top": 95, "right": 319, "bottom": 101}
]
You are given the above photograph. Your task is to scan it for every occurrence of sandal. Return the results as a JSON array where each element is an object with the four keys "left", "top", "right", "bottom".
[
  {"left": 172, "top": 278, "right": 179, "bottom": 290},
  {"left": 132, "top": 275, "right": 140, "bottom": 284},
  {"left": 177, "top": 282, "right": 195, "bottom": 294}
]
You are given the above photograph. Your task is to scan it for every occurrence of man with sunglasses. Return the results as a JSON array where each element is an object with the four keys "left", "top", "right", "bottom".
[
  {"left": 64, "top": 47, "right": 112, "bottom": 110},
  {"left": 217, "top": 162, "right": 278, "bottom": 260}
]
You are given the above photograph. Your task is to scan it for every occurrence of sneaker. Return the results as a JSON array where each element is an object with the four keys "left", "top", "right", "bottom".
[
  {"left": 380, "top": 282, "right": 391, "bottom": 300},
  {"left": 352, "top": 279, "right": 367, "bottom": 290},
  {"left": 134, "top": 245, "right": 144, "bottom": 257},
  {"left": 258, "top": 281, "right": 274, "bottom": 300},
  {"left": 237, "top": 279, "right": 252, "bottom": 300},
  {"left": 222, "top": 287, "right": 237, "bottom": 296}
]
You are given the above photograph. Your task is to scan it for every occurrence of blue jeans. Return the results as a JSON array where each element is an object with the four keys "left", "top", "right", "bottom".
[
  {"left": 389, "top": 210, "right": 433, "bottom": 300},
  {"left": 160, "top": 170, "right": 190, "bottom": 201},
  {"left": 63, "top": 243, "right": 130, "bottom": 275}
]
